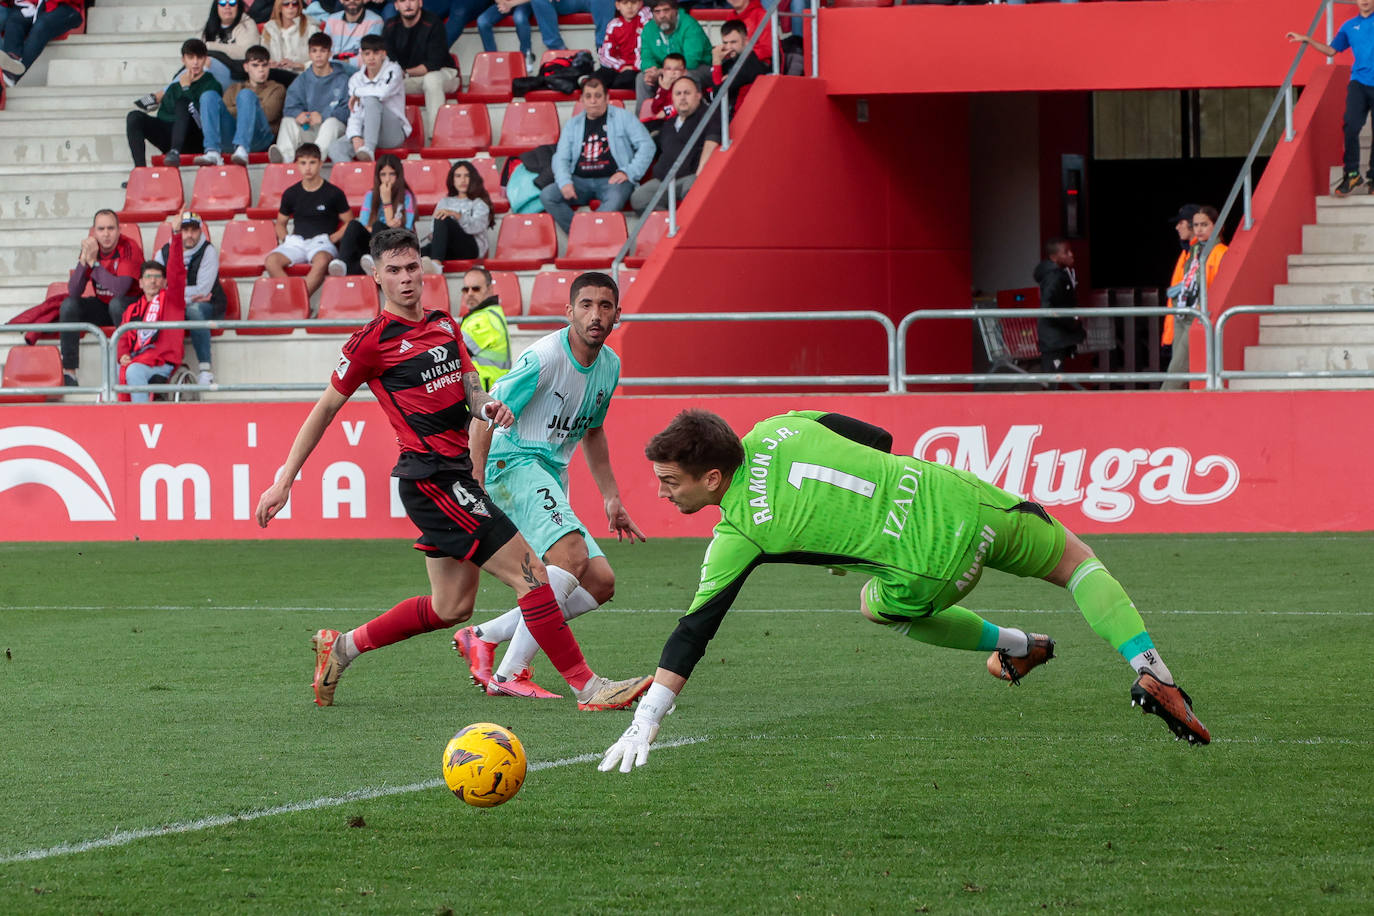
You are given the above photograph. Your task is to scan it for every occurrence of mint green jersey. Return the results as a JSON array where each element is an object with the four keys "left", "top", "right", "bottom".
[
  {"left": 487, "top": 327, "right": 619, "bottom": 475},
  {"left": 687, "top": 412, "right": 982, "bottom": 616}
]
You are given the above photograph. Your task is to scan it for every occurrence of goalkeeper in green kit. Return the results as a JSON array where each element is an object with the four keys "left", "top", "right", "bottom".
[{"left": 599, "top": 409, "right": 1210, "bottom": 773}]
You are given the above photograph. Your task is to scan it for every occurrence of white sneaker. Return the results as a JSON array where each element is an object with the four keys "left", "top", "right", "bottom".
[
  {"left": 327, "top": 258, "right": 347, "bottom": 276},
  {"left": 0, "top": 53, "right": 25, "bottom": 77},
  {"left": 525, "top": 51, "right": 538, "bottom": 75},
  {"left": 196, "top": 369, "right": 215, "bottom": 386},
  {"left": 360, "top": 254, "right": 375, "bottom": 274},
  {"left": 231, "top": 146, "right": 250, "bottom": 166},
  {"left": 354, "top": 146, "right": 373, "bottom": 162},
  {"left": 193, "top": 151, "right": 223, "bottom": 166},
  {"left": 268, "top": 144, "right": 284, "bottom": 164}
]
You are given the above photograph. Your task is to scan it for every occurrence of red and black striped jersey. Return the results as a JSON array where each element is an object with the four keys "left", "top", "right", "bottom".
[{"left": 331, "top": 308, "right": 477, "bottom": 478}]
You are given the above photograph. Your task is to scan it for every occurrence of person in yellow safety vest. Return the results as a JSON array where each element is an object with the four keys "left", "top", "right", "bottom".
[
  {"left": 458, "top": 266, "right": 511, "bottom": 391},
  {"left": 1161, "top": 205, "right": 1226, "bottom": 391}
]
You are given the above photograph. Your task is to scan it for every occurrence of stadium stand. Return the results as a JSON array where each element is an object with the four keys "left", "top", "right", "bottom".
[
  {"left": 219, "top": 220, "right": 278, "bottom": 277},
  {"left": 486, "top": 212, "right": 558, "bottom": 270},
  {"left": 527, "top": 269, "right": 579, "bottom": 315},
  {"left": 422, "top": 103, "right": 494, "bottom": 159},
  {"left": 247, "top": 163, "right": 300, "bottom": 220},
  {"left": 622, "top": 210, "right": 668, "bottom": 268},
  {"left": 460, "top": 51, "right": 524, "bottom": 103},
  {"left": 243, "top": 276, "right": 310, "bottom": 333},
  {"left": 556, "top": 211, "right": 627, "bottom": 269},
  {"left": 0, "top": 345, "right": 63, "bottom": 402},
  {"left": 189, "top": 165, "right": 252, "bottom": 221},
  {"left": 402, "top": 158, "right": 448, "bottom": 216},
  {"left": 119, "top": 167, "right": 184, "bottom": 223},
  {"left": 490, "top": 101, "right": 561, "bottom": 157},
  {"left": 313, "top": 276, "right": 380, "bottom": 332},
  {"left": 330, "top": 161, "right": 376, "bottom": 212}
]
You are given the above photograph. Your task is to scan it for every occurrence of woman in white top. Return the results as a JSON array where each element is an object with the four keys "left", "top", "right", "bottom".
[
  {"left": 422, "top": 160, "right": 494, "bottom": 263},
  {"left": 262, "top": 0, "right": 317, "bottom": 83},
  {"left": 201, "top": 0, "right": 258, "bottom": 80}
]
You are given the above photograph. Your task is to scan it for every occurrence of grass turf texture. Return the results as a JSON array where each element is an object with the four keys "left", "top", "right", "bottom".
[{"left": 0, "top": 534, "right": 1371, "bottom": 913}]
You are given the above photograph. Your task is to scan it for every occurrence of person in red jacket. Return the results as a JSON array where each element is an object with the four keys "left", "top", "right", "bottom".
[
  {"left": 115, "top": 233, "right": 186, "bottom": 402},
  {"left": 593, "top": 0, "right": 650, "bottom": 92},
  {"left": 0, "top": 0, "right": 83, "bottom": 85}
]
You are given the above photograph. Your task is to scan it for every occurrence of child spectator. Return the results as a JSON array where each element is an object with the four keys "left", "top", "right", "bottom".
[
  {"left": 638, "top": 51, "right": 683, "bottom": 122},
  {"left": 323, "top": 0, "right": 382, "bottom": 64},
  {"left": 154, "top": 212, "right": 226, "bottom": 386},
  {"left": 476, "top": 0, "right": 534, "bottom": 73},
  {"left": 594, "top": 0, "right": 650, "bottom": 93},
  {"left": 637, "top": 0, "right": 710, "bottom": 108},
  {"left": 196, "top": 44, "right": 286, "bottom": 165},
  {"left": 383, "top": 0, "right": 456, "bottom": 142},
  {"left": 269, "top": 31, "right": 351, "bottom": 162},
  {"left": 126, "top": 38, "right": 223, "bottom": 166},
  {"left": 329, "top": 33, "right": 408, "bottom": 162},
  {"left": 266, "top": 142, "right": 354, "bottom": 295},
  {"left": 202, "top": 0, "right": 259, "bottom": 82},
  {"left": 58, "top": 209, "right": 141, "bottom": 386},
  {"left": 116, "top": 238, "right": 187, "bottom": 403},
  {"left": 708, "top": 18, "right": 764, "bottom": 113},
  {"left": 331, "top": 152, "right": 415, "bottom": 275},
  {"left": 0, "top": 0, "right": 82, "bottom": 86},
  {"left": 263, "top": 0, "right": 318, "bottom": 85},
  {"left": 421, "top": 159, "right": 494, "bottom": 265},
  {"left": 1289, "top": 3, "right": 1374, "bottom": 196}
]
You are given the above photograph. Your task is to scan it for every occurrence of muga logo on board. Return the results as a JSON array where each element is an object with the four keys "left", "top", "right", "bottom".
[{"left": 0, "top": 426, "right": 117, "bottom": 521}]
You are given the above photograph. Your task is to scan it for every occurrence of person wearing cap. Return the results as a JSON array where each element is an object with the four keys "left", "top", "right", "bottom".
[
  {"left": 155, "top": 211, "right": 227, "bottom": 386},
  {"left": 1160, "top": 204, "right": 1199, "bottom": 376}
]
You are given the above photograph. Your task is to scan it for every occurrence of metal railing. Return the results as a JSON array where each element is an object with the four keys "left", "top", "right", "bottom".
[
  {"left": 1214, "top": 304, "right": 1374, "bottom": 384},
  {"left": 610, "top": 0, "right": 820, "bottom": 273},
  {"left": 895, "top": 307, "right": 1212, "bottom": 390},
  {"left": 0, "top": 323, "right": 111, "bottom": 400}
]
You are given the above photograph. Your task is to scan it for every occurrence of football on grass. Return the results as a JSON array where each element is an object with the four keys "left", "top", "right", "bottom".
[{"left": 442, "top": 722, "right": 527, "bottom": 807}]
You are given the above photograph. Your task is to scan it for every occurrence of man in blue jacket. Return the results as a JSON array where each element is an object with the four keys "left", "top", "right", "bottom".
[{"left": 540, "top": 78, "right": 655, "bottom": 232}]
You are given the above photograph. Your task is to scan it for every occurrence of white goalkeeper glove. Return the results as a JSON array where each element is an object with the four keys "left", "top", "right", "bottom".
[{"left": 597, "top": 681, "right": 676, "bottom": 774}]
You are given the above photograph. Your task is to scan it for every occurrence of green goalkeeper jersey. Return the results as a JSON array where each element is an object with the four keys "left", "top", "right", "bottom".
[{"left": 660, "top": 411, "right": 983, "bottom": 677}]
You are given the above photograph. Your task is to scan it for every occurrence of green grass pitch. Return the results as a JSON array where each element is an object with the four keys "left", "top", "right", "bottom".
[{"left": 1, "top": 534, "right": 1371, "bottom": 913}]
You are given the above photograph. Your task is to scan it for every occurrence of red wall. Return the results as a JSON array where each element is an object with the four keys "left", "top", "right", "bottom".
[
  {"left": 821, "top": 0, "right": 1328, "bottom": 95},
  {"left": 620, "top": 78, "right": 973, "bottom": 392}
]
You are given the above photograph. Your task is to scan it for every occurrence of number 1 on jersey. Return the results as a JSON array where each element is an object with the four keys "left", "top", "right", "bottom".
[{"left": 786, "top": 462, "right": 876, "bottom": 498}]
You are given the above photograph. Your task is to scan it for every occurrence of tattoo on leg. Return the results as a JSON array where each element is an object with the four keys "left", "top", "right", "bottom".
[{"left": 520, "top": 552, "right": 545, "bottom": 589}]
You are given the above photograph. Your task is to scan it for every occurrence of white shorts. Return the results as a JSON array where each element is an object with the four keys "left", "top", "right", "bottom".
[{"left": 271, "top": 233, "right": 337, "bottom": 264}]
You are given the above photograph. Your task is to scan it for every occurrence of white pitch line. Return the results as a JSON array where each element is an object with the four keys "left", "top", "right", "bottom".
[
  {"left": 1, "top": 605, "right": 1371, "bottom": 617},
  {"left": 0, "top": 737, "right": 707, "bottom": 866}
]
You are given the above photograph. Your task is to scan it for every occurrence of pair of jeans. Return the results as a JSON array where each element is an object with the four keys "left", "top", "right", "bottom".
[
  {"left": 424, "top": 0, "right": 493, "bottom": 47},
  {"left": 1343, "top": 80, "right": 1374, "bottom": 178},
  {"left": 200, "top": 88, "right": 276, "bottom": 154},
  {"left": 2, "top": 4, "right": 82, "bottom": 74},
  {"left": 529, "top": 0, "right": 613, "bottom": 49},
  {"left": 476, "top": 3, "right": 531, "bottom": 53},
  {"left": 186, "top": 298, "right": 227, "bottom": 366},
  {"left": 123, "top": 361, "right": 175, "bottom": 403},
  {"left": 538, "top": 174, "right": 632, "bottom": 232}
]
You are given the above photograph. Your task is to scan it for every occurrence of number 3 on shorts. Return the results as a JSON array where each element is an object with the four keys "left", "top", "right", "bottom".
[{"left": 536, "top": 487, "right": 557, "bottom": 510}]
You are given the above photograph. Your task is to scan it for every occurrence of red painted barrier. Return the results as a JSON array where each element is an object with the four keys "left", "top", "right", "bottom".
[{"left": 1, "top": 390, "right": 1368, "bottom": 541}]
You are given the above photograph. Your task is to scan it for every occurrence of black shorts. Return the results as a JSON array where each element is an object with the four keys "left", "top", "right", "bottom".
[{"left": 400, "top": 469, "right": 519, "bottom": 566}]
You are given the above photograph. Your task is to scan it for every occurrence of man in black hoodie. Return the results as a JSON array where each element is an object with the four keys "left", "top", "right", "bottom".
[{"left": 1033, "top": 238, "right": 1085, "bottom": 381}]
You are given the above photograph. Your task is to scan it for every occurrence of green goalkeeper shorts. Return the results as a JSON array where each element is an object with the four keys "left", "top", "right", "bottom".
[{"left": 864, "top": 476, "right": 1067, "bottom": 622}]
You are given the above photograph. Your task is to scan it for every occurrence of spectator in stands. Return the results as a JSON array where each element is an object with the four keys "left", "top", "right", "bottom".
[
  {"left": 58, "top": 209, "right": 140, "bottom": 386},
  {"left": 530, "top": 0, "right": 615, "bottom": 57},
  {"left": 631, "top": 75, "right": 717, "bottom": 213},
  {"left": 476, "top": 0, "right": 535, "bottom": 74},
  {"left": 1160, "top": 203, "right": 1198, "bottom": 374},
  {"left": 639, "top": 51, "right": 683, "bottom": 122},
  {"left": 0, "top": 0, "right": 81, "bottom": 86},
  {"left": 1162, "top": 205, "right": 1226, "bottom": 390},
  {"left": 724, "top": 0, "right": 770, "bottom": 63},
  {"left": 542, "top": 77, "right": 655, "bottom": 232},
  {"left": 116, "top": 247, "right": 188, "bottom": 403},
  {"left": 152, "top": 212, "right": 224, "bottom": 386},
  {"left": 324, "top": 0, "right": 382, "bottom": 64},
  {"left": 709, "top": 18, "right": 764, "bottom": 113},
  {"left": 202, "top": 0, "right": 259, "bottom": 82},
  {"left": 195, "top": 44, "right": 285, "bottom": 165},
  {"left": 458, "top": 266, "right": 511, "bottom": 390},
  {"left": 329, "top": 33, "right": 409, "bottom": 162},
  {"left": 264, "top": 0, "right": 318, "bottom": 85},
  {"left": 266, "top": 142, "right": 354, "bottom": 295},
  {"left": 594, "top": 0, "right": 650, "bottom": 93},
  {"left": 331, "top": 152, "right": 415, "bottom": 274},
  {"left": 422, "top": 159, "right": 494, "bottom": 264},
  {"left": 386, "top": 0, "right": 458, "bottom": 140},
  {"left": 637, "top": 0, "right": 710, "bottom": 108},
  {"left": 422, "top": 0, "right": 490, "bottom": 50},
  {"left": 1288, "top": 7, "right": 1374, "bottom": 196},
  {"left": 1033, "top": 237, "right": 1085, "bottom": 380},
  {"left": 270, "top": 31, "right": 351, "bottom": 162},
  {"left": 126, "top": 39, "right": 222, "bottom": 167}
]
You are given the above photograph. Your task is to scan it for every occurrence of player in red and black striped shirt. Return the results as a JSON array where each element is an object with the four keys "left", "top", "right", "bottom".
[{"left": 255, "top": 227, "right": 652, "bottom": 711}]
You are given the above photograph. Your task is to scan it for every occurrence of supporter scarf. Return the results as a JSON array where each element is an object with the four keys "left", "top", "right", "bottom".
[{"left": 134, "top": 292, "right": 163, "bottom": 354}]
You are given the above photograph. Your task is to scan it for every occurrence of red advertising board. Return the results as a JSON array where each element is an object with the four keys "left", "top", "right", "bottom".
[{"left": 0, "top": 391, "right": 1368, "bottom": 542}]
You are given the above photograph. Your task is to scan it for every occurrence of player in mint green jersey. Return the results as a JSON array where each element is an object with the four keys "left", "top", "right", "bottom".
[
  {"left": 453, "top": 271, "right": 647, "bottom": 701},
  {"left": 600, "top": 408, "right": 1210, "bottom": 773}
]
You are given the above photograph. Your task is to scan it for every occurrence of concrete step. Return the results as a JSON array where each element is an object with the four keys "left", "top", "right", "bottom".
[
  {"left": 1258, "top": 305, "right": 1374, "bottom": 324},
  {"left": 1285, "top": 254, "right": 1374, "bottom": 284},
  {"left": 1227, "top": 376, "right": 1374, "bottom": 390},
  {"left": 0, "top": 169, "right": 132, "bottom": 221},
  {"left": 1257, "top": 323, "right": 1374, "bottom": 345},
  {"left": 1301, "top": 223, "right": 1374, "bottom": 254},
  {"left": 1242, "top": 343, "right": 1374, "bottom": 371},
  {"left": 86, "top": 6, "right": 203, "bottom": 35},
  {"left": 0, "top": 85, "right": 164, "bottom": 115},
  {"left": 1272, "top": 283, "right": 1374, "bottom": 306},
  {"left": 1313, "top": 195, "right": 1374, "bottom": 223}
]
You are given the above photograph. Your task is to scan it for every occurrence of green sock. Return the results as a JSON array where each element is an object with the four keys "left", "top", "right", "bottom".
[
  {"left": 1067, "top": 558, "right": 1153, "bottom": 660},
  {"left": 890, "top": 605, "right": 1000, "bottom": 651}
]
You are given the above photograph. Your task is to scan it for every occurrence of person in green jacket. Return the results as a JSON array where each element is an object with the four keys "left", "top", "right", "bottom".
[
  {"left": 637, "top": 0, "right": 710, "bottom": 107},
  {"left": 125, "top": 38, "right": 224, "bottom": 167},
  {"left": 459, "top": 266, "right": 511, "bottom": 391}
]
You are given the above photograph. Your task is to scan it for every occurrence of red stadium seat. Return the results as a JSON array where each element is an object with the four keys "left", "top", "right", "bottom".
[
  {"left": 189, "top": 165, "right": 251, "bottom": 220},
  {"left": 379, "top": 106, "right": 425, "bottom": 157},
  {"left": 248, "top": 163, "right": 300, "bottom": 219},
  {"left": 330, "top": 161, "right": 375, "bottom": 212},
  {"left": 440, "top": 259, "right": 477, "bottom": 273},
  {"left": 490, "top": 101, "right": 561, "bottom": 157},
  {"left": 489, "top": 270, "right": 522, "bottom": 315},
  {"left": 422, "top": 104, "right": 493, "bottom": 160},
  {"left": 242, "top": 276, "right": 309, "bottom": 334},
  {"left": 486, "top": 213, "right": 557, "bottom": 271},
  {"left": 556, "top": 211, "right": 627, "bottom": 269},
  {"left": 45, "top": 281, "right": 67, "bottom": 301},
  {"left": 151, "top": 219, "right": 214, "bottom": 255},
  {"left": 471, "top": 157, "right": 508, "bottom": 213},
  {"left": 403, "top": 159, "right": 447, "bottom": 216},
  {"left": 211, "top": 279, "right": 242, "bottom": 337},
  {"left": 0, "top": 346, "right": 63, "bottom": 402},
  {"left": 832, "top": 0, "right": 893, "bottom": 6},
  {"left": 422, "top": 272, "right": 451, "bottom": 312},
  {"left": 119, "top": 166, "right": 184, "bottom": 222},
  {"left": 525, "top": 49, "right": 593, "bottom": 101},
  {"left": 618, "top": 267, "right": 638, "bottom": 291},
  {"left": 461, "top": 51, "right": 524, "bottom": 103},
  {"left": 312, "top": 276, "right": 379, "bottom": 332},
  {"left": 218, "top": 219, "right": 277, "bottom": 277},
  {"left": 623, "top": 211, "right": 670, "bottom": 268},
  {"left": 527, "top": 270, "right": 579, "bottom": 316}
]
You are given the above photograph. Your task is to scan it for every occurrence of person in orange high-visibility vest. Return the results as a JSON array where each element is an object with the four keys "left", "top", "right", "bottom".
[
  {"left": 1160, "top": 204, "right": 1198, "bottom": 369},
  {"left": 1162, "top": 205, "right": 1226, "bottom": 390}
]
